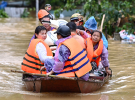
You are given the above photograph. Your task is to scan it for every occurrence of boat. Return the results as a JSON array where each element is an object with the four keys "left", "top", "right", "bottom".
[{"left": 22, "top": 73, "right": 110, "bottom": 93}]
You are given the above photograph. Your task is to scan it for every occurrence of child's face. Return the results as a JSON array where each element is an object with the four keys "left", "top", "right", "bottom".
[
  {"left": 91, "top": 32, "right": 101, "bottom": 43},
  {"left": 35, "top": 30, "right": 47, "bottom": 41}
]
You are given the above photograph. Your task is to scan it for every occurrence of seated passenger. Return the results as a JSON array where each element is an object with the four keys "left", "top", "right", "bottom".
[
  {"left": 41, "top": 25, "right": 92, "bottom": 81},
  {"left": 44, "top": 4, "right": 53, "bottom": 20},
  {"left": 66, "top": 22, "right": 86, "bottom": 49},
  {"left": 29, "top": 9, "right": 56, "bottom": 46},
  {"left": 86, "top": 30, "right": 111, "bottom": 75},
  {"left": 21, "top": 26, "right": 53, "bottom": 74},
  {"left": 70, "top": 13, "right": 84, "bottom": 26},
  {"left": 77, "top": 16, "right": 108, "bottom": 49}
]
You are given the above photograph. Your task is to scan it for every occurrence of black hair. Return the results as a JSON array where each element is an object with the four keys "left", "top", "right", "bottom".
[
  {"left": 76, "top": 25, "right": 85, "bottom": 31},
  {"left": 66, "top": 22, "right": 76, "bottom": 32},
  {"left": 91, "top": 30, "right": 102, "bottom": 39},
  {"left": 34, "top": 26, "right": 46, "bottom": 39}
]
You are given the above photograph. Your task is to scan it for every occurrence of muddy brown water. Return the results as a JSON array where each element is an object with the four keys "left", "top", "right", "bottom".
[{"left": 0, "top": 18, "right": 135, "bottom": 100}]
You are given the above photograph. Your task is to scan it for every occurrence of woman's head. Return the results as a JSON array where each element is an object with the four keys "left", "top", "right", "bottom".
[
  {"left": 35, "top": 26, "right": 47, "bottom": 41},
  {"left": 91, "top": 30, "right": 102, "bottom": 43}
]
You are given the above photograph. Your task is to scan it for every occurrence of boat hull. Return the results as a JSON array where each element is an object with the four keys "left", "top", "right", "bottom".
[{"left": 23, "top": 74, "right": 109, "bottom": 93}]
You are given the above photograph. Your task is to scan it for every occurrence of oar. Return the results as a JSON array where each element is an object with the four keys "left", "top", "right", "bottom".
[
  {"left": 100, "top": 14, "right": 105, "bottom": 32},
  {"left": 11, "top": 70, "right": 77, "bottom": 80}
]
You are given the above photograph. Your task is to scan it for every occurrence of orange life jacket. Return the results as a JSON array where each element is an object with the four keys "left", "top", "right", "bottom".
[
  {"left": 86, "top": 38, "right": 93, "bottom": 62},
  {"left": 71, "top": 32, "right": 86, "bottom": 49},
  {"left": 92, "top": 39, "right": 103, "bottom": 66},
  {"left": 55, "top": 37, "right": 92, "bottom": 77},
  {"left": 21, "top": 39, "right": 53, "bottom": 74}
]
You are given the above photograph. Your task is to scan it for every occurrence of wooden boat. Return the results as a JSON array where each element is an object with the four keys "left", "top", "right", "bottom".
[{"left": 22, "top": 73, "right": 110, "bottom": 93}]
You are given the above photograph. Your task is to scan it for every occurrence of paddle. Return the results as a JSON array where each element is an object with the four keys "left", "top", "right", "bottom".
[
  {"left": 11, "top": 70, "right": 77, "bottom": 80},
  {"left": 100, "top": 14, "right": 105, "bottom": 32}
]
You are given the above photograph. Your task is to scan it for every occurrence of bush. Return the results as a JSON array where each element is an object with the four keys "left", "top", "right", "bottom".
[
  {"left": 0, "top": 9, "right": 8, "bottom": 18},
  {"left": 21, "top": 8, "right": 30, "bottom": 18}
]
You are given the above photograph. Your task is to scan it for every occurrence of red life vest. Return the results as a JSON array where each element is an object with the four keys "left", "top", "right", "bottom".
[
  {"left": 21, "top": 39, "right": 53, "bottom": 74},
  {"left": 55, "top": 37, "right": 92, "bottom": 77}
]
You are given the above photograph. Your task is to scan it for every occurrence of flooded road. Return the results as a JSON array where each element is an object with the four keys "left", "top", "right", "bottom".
[{"left": 0, "top": 18, "right": 135, "bottom": 100}]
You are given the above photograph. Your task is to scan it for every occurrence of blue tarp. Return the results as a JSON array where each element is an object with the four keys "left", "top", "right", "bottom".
[{"left": 0, "top": 1, "right": 7, "bottom": 9}]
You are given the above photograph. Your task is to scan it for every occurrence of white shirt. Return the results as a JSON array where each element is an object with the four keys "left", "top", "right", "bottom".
[{"left": 36, "top": 42, "right": 53, "bottom": 63}]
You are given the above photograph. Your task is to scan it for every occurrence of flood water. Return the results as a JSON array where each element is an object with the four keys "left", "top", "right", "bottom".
[{"left": 0, "top": 18, "right": 135, "bottom": 100}]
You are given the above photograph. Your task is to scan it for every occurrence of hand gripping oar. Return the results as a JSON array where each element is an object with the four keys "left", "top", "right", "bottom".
[{"left": 11, "top": 70, "right": 77, "bottom": 80}]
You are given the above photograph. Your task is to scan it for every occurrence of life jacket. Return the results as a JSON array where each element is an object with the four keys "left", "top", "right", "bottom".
[
  {"left": 92, "top": 39, "right": 103, "bottom": 66},
  {"left": 21, "top": 39, "right": 53, "bottom": 74},
  {"left": 55, "top": 37, "right": 92, "bottom": 77},
  {"left": 86, "top": 38, "right": 93, "bottom": 62},
  {"left": 71, "top": 32, "right": 86, "bottom": 49}
]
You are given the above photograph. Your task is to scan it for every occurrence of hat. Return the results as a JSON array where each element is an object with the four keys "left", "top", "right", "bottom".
[
  {"left": 70, "top": 13, "right": 80, "bottom": 21},
  {"left": 54, "top": 25, "right": 71, "bottom": 37},
  {"left": 38, "top": 9, "right": 49, "bottom": 19},
  {"left": 84, "top": 16, "right": 97, "bottom": 30},
  {"left": 45, "top": 4, "right": 51, "bottom": 7}
]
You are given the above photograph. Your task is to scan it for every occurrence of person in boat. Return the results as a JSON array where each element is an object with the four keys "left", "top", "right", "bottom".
[
  {"left": 85, "top": 16, "right": 108, "bottom": 49},
  {"left": 41, "top": 25, "right": 92, "bottom": 81},
  {"left": 45, "top": 4, "right": 53, "bottom": 20},
  {"left": 86, "top": 30, "right": 111, "bottom": 75},
  {"left": 21, "top": 26, "right": 53, "bottom": 74},
  {"left": 70, "top": 13, "right": 84, "bottom": 26},
  {"left": 66, "top": 22, "right": 86, "bottom": 49},
  {"left": 29, "top": 9, "right": 56, "bottom": 46},
  {"left": 77, "top": 16, "right": 108, "bottom": 49}
]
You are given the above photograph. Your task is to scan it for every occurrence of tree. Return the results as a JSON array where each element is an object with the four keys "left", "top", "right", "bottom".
[{"left": 54, "top": 0, "right": 135, "bottom": 35}]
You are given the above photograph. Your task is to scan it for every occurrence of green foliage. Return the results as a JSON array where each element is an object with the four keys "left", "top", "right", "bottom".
[
  {"left": 116, "top": 21, "right": 135, "bottom": 34},
  {"left": 54, "top": 9, "right": 63, "bottom": 19},
  {"left": 29, "top": 7, "right": 36, "bottom": 11},
  {"left": 21, "top": 8, "right": 30, "bottom": 18},
  {"left": 54, "top": 0, "right": 135, "bottom": 36},
  {"left": 0, "top": 9, "right": 8, "bottom": 18}
]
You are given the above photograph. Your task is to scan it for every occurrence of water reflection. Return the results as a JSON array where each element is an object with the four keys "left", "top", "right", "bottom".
[{"left": 0, "top": 18, "right": 135, "bottom": 100}]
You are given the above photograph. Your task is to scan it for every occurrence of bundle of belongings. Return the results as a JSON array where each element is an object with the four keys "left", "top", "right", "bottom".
[{"left": 119, "top": 30, "right": 135, "bottom": 43}]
